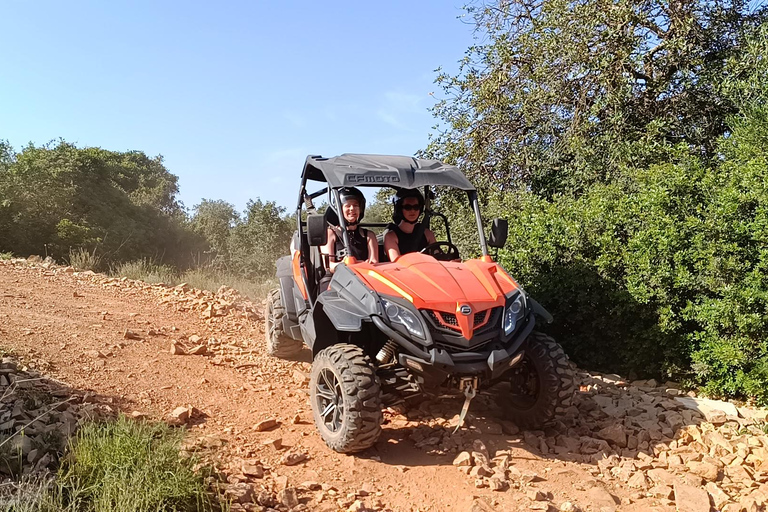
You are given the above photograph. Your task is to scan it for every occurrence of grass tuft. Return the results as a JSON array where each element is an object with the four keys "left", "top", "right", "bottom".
[
  {"left": 0, "top": 252, "right": 12, "bottom": 260},
  {"left": 111, "top": 260, "right": 274, "bottom": 301},
  {"left": 0, "top": 416, "right": 222, "bottom": 512},
  {"left": 178, "top": 268, "right": 276, "bottom": 301},
  {"left": 58, "top": 415, "right": 215, "bottom": 511},
  {"left": 68, "top": 248, "right": 101, "bottom": 271},
  {"left": 110, "top": 258, "right": 177, "bottom": 285}
]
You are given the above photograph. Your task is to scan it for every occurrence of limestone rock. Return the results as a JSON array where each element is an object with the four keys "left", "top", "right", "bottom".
[
  {"left": 169, "top": 406, "right": 190, "bottom": 424},
  {"left": 627, "top": 471, "right": 650, "bottom": 489},
  {"left": 686, "top": 460, "right": 719, "bottom": 481},
  {"left": 241, "top": 462, "right": 264, "bottom": 478},
  {"left": 453, "top": 451, "right": 473, "bottom": 467},
  {"left": 281, "top": 449, "right": 309, "bottom": 466},
  {"left": 705, "top": 482, "right": 730, "bottom": 510},
  {"left": 586, "top": 487, "right": 619, "bottom": 510},
  {"left": 673, "top": 482, "right": 711, "bottom": 512},
  {"left": 278, "top": 487, "right": 300, "bottom": 509},
  {"left": 597, "top": 425, "right": 628, "bottom": 448},
  {"left": 253, "top": 418, "right": 279, "bottom": 431}
]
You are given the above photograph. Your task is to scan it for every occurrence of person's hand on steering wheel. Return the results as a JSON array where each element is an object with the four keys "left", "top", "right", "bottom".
[{"left": 420, "top": 242, "right": 460, "bottom": 261}]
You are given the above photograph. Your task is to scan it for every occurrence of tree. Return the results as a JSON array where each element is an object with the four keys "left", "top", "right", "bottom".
[
  {"left": 0, "top": 140, "right": 197, "bottom": 265},
  {"left": 227, "top": 199, "right": 293, "bottom": 280},
  {"left": 191, "top": 199, "right": 239, "bottom": 267},
  {"left": 426, "top": 0, "right": 766, "bottom": 197}
]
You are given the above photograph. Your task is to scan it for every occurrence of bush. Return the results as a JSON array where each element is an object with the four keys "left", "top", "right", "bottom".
[{"left": 481, "top": 107, "right": 768, "bottom": 403}]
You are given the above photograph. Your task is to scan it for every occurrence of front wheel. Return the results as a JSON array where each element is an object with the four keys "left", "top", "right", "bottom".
[
  {"left": 497, "top": 331, "right": 574, "bottom": 429},
  {"left": 310, "top": 344, "right": 382, "bottom": 453}
]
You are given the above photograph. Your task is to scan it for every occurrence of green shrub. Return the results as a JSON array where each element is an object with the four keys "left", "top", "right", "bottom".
[{"left": 479, "top": 106, "right": 768, "bottom": 403}]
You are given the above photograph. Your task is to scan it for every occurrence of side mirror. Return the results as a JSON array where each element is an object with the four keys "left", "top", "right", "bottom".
[
  {"left": 307, "top": 214, "right": 327, "bottom": 246},
  {"left": 488, "top": 218, "right": 508, "bottom": 248}
]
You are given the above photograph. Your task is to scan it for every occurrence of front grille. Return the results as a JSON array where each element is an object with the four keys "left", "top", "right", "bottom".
[
  {"left": 426, "top": 310, "right": 459, "bottom": 331},
  {"left": 422, "top": 307, "right": 502, "bottom": 339},
  {"left": 441, "top": 312, "right": 458, "bottom": 326}
]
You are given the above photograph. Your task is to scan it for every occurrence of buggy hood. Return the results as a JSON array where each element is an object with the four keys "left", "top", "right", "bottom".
[{"left": 346, "top": 252, "right": 519, "bottom": 339}]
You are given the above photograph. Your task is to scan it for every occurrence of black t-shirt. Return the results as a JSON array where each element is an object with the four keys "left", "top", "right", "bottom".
[
  {"left": 332, "top": 226, "right": 369, "bottom": 261},
  {"left": 388, "top": 223, "right": 429, "bottom": 255}
]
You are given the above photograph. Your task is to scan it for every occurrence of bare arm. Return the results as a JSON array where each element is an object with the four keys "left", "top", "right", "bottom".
[
  {"left": 321, "top": 228, "right": 338, "bottom": 273},
  {"left": 384, "top": 230, "right": 401, "bottom": 262},
  {"left": 366, "top": 231, "right": 379, "bottom": 264},
  {"left": 425, "top": 229, "right": 437, "bottom": 245}
]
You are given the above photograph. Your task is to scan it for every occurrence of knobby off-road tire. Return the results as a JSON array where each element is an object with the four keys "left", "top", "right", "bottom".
[
  {"left": 499, "top": 331, "right": 575, "bottom": 429},
  {"left": 310, "top": 344, "right": 383, "bottom": 453},
  {"left": 265, "top": 288, "right": 303, "bottom": 358}
]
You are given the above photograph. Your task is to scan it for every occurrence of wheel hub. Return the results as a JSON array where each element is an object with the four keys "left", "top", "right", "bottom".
[{"left": 315, "top": 368, "right": 345, "bottom": 433}]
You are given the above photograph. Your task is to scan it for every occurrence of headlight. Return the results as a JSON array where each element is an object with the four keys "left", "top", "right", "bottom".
[
  {"left": 502, "top": 296, "right": 525, "bottom": 335},
  {"left": 381, "top": 298, "right": 425, "bottom": 339}
]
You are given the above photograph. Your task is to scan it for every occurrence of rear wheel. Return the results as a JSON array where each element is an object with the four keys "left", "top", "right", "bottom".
[
  {"left": 310, "top": 344, "right": 382, "bottom": 453},
  {"left": 265, "top": 288, "right": 303, "bottom": 358},
  {"left": 498, "top": 331, "right": 574, "bottom": 428}
]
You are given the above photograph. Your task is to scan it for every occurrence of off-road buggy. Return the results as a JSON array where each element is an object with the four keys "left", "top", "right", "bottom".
[{"left": 266, "top": 154, "right": 574, "bottom": 453}]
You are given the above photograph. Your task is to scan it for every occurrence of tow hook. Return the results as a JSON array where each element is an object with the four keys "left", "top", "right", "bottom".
[{"left": 453, "top": 377, "right": 479, "bottom": 433}]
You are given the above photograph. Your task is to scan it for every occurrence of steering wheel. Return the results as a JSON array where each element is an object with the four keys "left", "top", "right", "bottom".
[{"left": 420, "top": 242, "right": 460, "bottom": 261}]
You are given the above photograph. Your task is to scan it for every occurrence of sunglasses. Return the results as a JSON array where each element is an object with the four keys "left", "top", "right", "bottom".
[{"left": 402, "top": 205, "right": 422, "bottom": 212}]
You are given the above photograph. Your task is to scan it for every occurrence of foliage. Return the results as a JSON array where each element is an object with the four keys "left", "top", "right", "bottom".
[
  {"left": 480, "top": 106, "right": 768, "bottom": 404},
  {"left": 0, "top": 416, "right": 220, "bottom": 512},
  {"left": 0, "top": 140, "right": 205, "bottom": 268},
  {"left": 426, "top": 0, "right": 766, "bottom": 197},
  {"left": 191, "top": 199, "right": 239, "bottom": 268},
  {"left": 227, "top": 199, "right": 293, "bottom": 280},
  {"left": 429, "top": 3, "right": 768, "bottom": 403},
  {"left": 0, "top": 139, "right": 295, "bottom": 283}
]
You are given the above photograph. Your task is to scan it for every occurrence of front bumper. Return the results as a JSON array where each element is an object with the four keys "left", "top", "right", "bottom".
[{"left": 371, "top": 313, "right": 535, "bottom": 387}]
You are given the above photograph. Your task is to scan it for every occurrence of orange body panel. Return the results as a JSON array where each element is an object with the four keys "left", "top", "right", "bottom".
[
  {"left": 291, "top": 251, "right": 308, "bottom": 300},
  {"left": 346, "top": 252, "right": 518, "bottom": 339}
]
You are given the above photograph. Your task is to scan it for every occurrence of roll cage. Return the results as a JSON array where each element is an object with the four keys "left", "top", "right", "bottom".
[{"left": 294, "top": 154, "right": 493, "bottom": 305}]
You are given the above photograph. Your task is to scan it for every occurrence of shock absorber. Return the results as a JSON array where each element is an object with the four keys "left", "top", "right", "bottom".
[{"left": 375, "top": 340, "right": 397, "bottom": 364}]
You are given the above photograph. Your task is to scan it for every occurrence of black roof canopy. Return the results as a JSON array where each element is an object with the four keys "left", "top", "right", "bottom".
[{"left": 302, "top": 154, "right": 476, "bottom": 191}]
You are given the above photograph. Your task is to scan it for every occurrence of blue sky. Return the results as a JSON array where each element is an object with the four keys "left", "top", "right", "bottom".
[{"left": 0, "top": 1, "right": 477, "bottom": 212}]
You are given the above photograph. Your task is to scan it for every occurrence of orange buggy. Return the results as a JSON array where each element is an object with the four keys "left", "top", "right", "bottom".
[{"left": 265, "top": 154, "right": 574, "bottom": 453}]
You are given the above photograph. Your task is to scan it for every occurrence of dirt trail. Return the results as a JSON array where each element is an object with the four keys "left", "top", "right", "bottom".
[{"left": 1, "top": 259, "right": 767, "bottom": 512}]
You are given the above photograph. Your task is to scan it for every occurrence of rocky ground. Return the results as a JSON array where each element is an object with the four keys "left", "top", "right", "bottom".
[{"left": 1, "top": 257, "right": 767, "bottom": 511}]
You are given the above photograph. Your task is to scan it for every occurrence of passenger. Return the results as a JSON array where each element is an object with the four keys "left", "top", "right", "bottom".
[
  {"left": 322, "top": 187, "right": 378, "bottom": 273},
  {"left": 384, "top": 189, "right": 437, "bottom": 262}
]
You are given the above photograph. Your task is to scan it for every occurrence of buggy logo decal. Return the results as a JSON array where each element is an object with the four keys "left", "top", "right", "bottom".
[
  {"left": 346, "top": 174, "right": 401, "bottom": 184},
  {"left": 459, "top": 305, "right": 472, "bottom": 315}
]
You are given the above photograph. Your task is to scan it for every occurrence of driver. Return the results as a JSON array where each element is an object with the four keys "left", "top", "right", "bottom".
[
  {"left": 322, "top": 187, "right": 378, "bottom": 273},
  {"left": 384, "top": 189, "right": 437, "bottom": 262}
]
